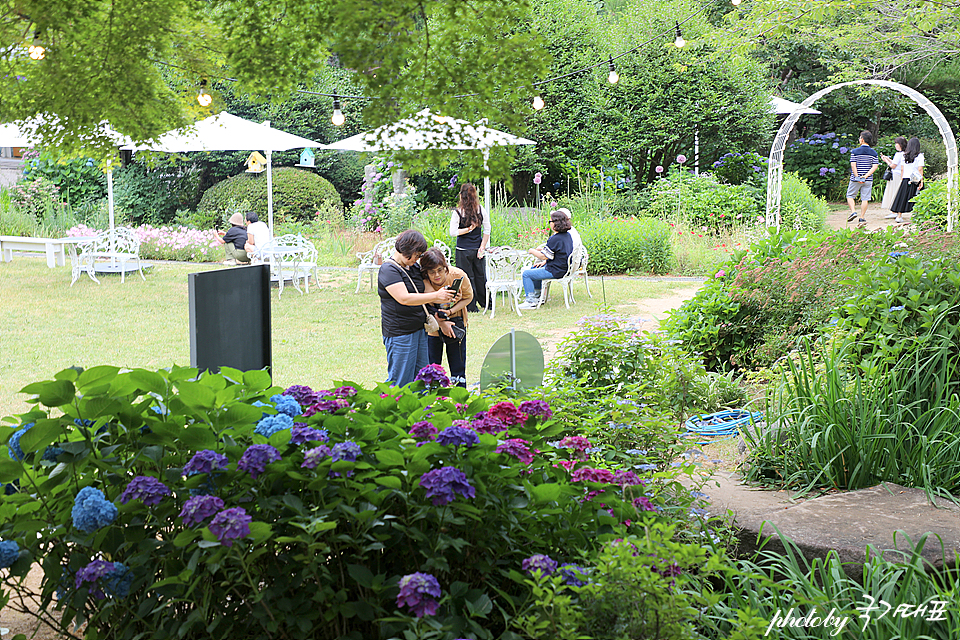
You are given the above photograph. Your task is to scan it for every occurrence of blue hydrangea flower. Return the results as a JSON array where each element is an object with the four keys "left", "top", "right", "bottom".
[
  {"left": 41, "top": 445, "right": 64, "bottom": 462},
  {"left": 331, "top": 441, "right": 362, "bottom": 463},
  {"left": 7, "top": 422, "right": 34, "bottom": 461},
  {"left": 436, "top": 425, "right": 480, "bottom": 448},
  {"left": 0, "top": 540, "right": 19, "bottom": 568},
  {"left": 559, "top": 564, "right": 589, "bottom": 587},
  {"left": 103, "top": 562, "right": 133, "bottom": 598},
  {"left": 72, "top": 487, "right": 118, "bottom": 533},
  {"left": 269, "top": 394, "right": 302, "bottom": 417},
  {"left": 254, "top": 413, "right": 294, "bottom": 438},
  {"left": 237, "top": 444, "right": 280, "bottom": 479},
  {"left": 75, "top": 560, "right": 132, "bottom": 599}
]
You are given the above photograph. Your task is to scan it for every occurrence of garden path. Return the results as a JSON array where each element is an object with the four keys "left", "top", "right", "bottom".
[{"left": 824, "top": 202, "right": 908, "bottom": 232}]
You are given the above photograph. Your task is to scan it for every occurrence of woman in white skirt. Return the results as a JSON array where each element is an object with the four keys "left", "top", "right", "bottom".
[
  {"left": 890, "top": 137, "right": 924, "bottom": 224},
  {"left": 880, "top": 136, "right": 907, "bottom": 214}
]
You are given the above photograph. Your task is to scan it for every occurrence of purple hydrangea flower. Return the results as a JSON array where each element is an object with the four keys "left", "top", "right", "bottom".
[
  {"left": 290, "top": 425, "right": 328, "bottom": 445},
  {"left": 419, "top": 467, "right": 475, "bottom": 506},
  {"left": 75, "top": 560, "right": 112, "bottom": 599},
  {"left": 237, "top": 444, "right": 281, "bottom": 479},
  {"left": 184, "top": 450, "right": 229, "bottom": 476},
  {"left": 283, "top": 385, "right": 317, "bottom": 407},
  {"left": 496, "top": 439, "right": 535, "bottom": 465},
  {"left": 559, "top": 436, "right": 592, "bottom": 453},
  {"left": 559, "top": 564, "right": 589, "bottom": 587},
  {"left": 331, "top": 441, "right": 362, "bottom": 462},
  {"left": 436, "top": 425, "right": 480, "bottom": 448},
  {"left": 303, "top": 398, "right": 349, "bottom": 417},
  {"left": 522, "top": 554, "right": 558, "bottom": 576},
  {"left": 332, "top": 386, "right": 357, "bottom": 398},
  {"left": 470, "top": 414, "right": 507, "bottom": 435},
  {"left": 396, "top": 572, "right": 442, "bottom": 618},
  {"left": 72, "top": 487, "right": 118, "bottom": 533},
  {"left": 254, "top": 413, "right": 294, "bottom": 438},
  {"left": 613, "top": 470, "right": 643, "bottom": 487},
  {"left": 74, "top": 560, "right": 133, "bottom": 599},
  {"left": 179, "top": 495, "right": 225, "bottom": 527},
  {"left": 415, "top": 364, "right": 451, "bottom": 388},
  {"left": 633, "top": 496, "right": 656, "bottom": 512},
  {"left": 301, "top": 445, "right": 332, "bottom": 469},
  {"left": 571, "top": 467, "right": 615, "bottom": 483},
  {"left": 409, "top": 421, "right": 438, "bottom": 441},
  {"left": 269, "top": 394, "right": 302, "bottom": 417},
  {"left": 208, "top": 507, "right": 252, "bottom": 547},
  {"left": 519, "top": 400, "right": 552, "bottom": 421},
  {"left": 119, "top": 476, "right": 171, "bottom": 507}
]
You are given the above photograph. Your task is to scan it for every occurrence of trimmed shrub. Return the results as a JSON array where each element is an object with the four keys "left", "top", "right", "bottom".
[{"left": 198, "top": 168, "right": 342, "bottom": 227}]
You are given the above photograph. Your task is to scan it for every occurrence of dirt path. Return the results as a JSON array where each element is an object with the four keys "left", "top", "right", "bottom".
[{"left": 824, "top": 201, "right": 907, "bottom": 232}]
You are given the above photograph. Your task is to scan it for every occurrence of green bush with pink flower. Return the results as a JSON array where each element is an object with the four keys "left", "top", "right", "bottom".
[
  {"left": 0, "top": 362, "right": 705, "bottom": 640},
  {"left": 68, "top": 224, "right": 222, "bottom": 262}
]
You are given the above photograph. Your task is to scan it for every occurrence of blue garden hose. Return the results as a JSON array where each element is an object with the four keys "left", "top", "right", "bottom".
[{"left": 684, "top": 409, "right": 764, "bottom": 445}]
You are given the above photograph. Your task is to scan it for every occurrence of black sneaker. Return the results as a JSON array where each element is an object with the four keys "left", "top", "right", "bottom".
[
  {"left": 858, "top": 218, "right": 867, "bottom": 224},
  {"left": 847, "top": 212, "right": 858, "bottom": 222}
]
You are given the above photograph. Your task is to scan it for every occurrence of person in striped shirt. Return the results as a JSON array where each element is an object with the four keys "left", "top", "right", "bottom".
[{"left": 846, "top": 130, "right": 880, "bottom": 224}]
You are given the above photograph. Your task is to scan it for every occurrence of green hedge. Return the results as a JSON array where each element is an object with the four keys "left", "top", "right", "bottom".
[{"left": 198, "top": 168, "right": 342, "bottom": 228}]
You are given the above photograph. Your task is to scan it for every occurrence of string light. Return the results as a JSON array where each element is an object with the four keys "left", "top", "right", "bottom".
[
  {"left": 674, "top": 22, "right": 686, "bottom": 48},
  {"left": 197, "top": 80, "right": 212, "bottom": 106},
  {"left": 607, "top": 58, "right": 619, "bottom": 84},
  {"left": 331, "top": 95, "right": 345, "bottom": 125},
  {"left": 532, "top": 95, "right": 545, "bottom": 110},
  {"left": 732, "top": 0, "right": 742, "bottom": 5},
  {"left": 28, "top": 32, "right": 44, "bottom": 60}
]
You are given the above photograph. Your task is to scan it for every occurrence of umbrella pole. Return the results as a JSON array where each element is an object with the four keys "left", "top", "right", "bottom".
[
  {"left": 267, "top": 149, "right": 274, "bottom": 234},
  {"left": 483, "top": 149, "right": 491, "bottom": 216},
  {"left": 107, "top": 162, "right": 116, "bottom": 267}
]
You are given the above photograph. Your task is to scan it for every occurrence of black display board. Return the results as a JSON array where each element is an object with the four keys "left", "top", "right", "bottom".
[{"left": 188, "top": 265, "right": 271, "bottom": 374}]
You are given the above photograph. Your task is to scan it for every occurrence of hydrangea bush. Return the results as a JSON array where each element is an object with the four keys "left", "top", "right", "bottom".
[{"left": 0, "top": 365, "right": 681, "bottom": 640}]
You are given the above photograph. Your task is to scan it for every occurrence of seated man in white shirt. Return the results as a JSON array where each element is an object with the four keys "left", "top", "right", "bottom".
[
  {"left": 243, "top": 212, "right": 272, "bottom": 259},
  {"left": 556, "top": 208, "right": 582, "bottom": 251}
]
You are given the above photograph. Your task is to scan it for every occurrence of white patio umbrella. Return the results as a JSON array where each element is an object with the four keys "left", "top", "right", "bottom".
[
  {"left": 0, "top": 118, "right": 131, "bottom": 258},
  {"left": 770, "top": 96, "right": 821, "bottom": 115},
  {"left": 122, "top": 112, "right": 325, "bottom": 232},
  {"left": 323, "top": 109, "right": 536, "bottom": 216}
]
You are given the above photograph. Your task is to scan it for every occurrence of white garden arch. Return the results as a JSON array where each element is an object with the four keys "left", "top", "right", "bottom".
[{"left": 766, "top": 80, "right": 958, "bottom": 231}]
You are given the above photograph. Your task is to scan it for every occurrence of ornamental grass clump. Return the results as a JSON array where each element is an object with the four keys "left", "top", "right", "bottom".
[{"left": 0, "top": 365, "right": 688, "bottom": 640}]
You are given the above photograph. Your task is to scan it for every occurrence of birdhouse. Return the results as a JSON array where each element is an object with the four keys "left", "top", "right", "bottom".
[
  {"left": 245, "top": 151, "right": 267, "bottom": 173},
  {"left": 296, "top": 148, "right": 316, "bottom": 168}
]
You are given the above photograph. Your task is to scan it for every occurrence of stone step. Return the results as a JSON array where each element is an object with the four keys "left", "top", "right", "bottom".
[{"left": 701, "top": 470, "right": 960, "bottom": 580}]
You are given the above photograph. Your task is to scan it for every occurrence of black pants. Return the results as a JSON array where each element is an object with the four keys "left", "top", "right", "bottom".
[
  {"left": 428, "top": 333, "right": 467, "bottom": 387},
  {"left": 456, "top": 249, "right": 487, "bottom": 312}
]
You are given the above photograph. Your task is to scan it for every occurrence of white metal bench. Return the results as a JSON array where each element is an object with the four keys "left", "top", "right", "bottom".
[
  {"left": 71, "top": 228, "right": 146, "bottom": 285},
  {"left": 0, "top": 235, "right": 72, "bottom": 268}
]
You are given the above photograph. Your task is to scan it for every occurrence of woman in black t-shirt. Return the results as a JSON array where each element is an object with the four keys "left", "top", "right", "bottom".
[
  {"left": 449, "top": 183, "right": 490, "bottom": 312},
  {"left": 378, "top": 230, "right": 455, "bottom": 386}
]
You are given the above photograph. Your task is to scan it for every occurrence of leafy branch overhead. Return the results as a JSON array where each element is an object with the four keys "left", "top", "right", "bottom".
[{"left": 1, "top": 0, "right": 547, "bottom": 167}]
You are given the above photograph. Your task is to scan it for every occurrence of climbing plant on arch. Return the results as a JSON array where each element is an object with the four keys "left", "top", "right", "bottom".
[{"left": 766, "top": 80, "right": 959, "bottom": 231}]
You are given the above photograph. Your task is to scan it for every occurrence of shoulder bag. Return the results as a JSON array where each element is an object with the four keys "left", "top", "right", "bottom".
[
  {"left": 882, "top": 168, "right": 893, "bottom": 181},
  {"left": 385, "top": 259, "right": 439, "bottom": 333}
]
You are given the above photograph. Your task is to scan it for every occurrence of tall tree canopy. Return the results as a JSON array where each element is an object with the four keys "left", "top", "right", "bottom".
[{"left": 0, "top": 0, "right": 547, "bottom": 171}]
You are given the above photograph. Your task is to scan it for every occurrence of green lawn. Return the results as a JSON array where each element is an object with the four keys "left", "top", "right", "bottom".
[{"left": 0, "top": 258, "right": 702, "bottom": 419}]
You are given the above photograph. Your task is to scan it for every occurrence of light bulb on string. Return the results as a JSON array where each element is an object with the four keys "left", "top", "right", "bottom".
[
  {"left": 532, "top": 95, "right": 545, "bottom": 110},
  {"left": 197, "top": 80, "right": 212, "bottom": 106},
  {"left": 732, "top": 0, "right": 742, "bottom": 5},
  {"left": 28, "top": 32, "right": 45, "bottom": 60},
  {"left": 331, "top": 95, "right": 345, "bottom": 126},
  {"left": 607, "top": 58, "right": 619, "bottom": 84},
  {"left": 674, "top": 22, "right": 686, "bottom": 48}
]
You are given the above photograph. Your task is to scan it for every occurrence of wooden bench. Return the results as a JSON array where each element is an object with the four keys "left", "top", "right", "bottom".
[{"left": 0, "top": 235, "right": 73, "bottom": 268}]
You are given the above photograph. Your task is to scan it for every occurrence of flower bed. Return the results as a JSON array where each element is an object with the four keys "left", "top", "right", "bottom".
[
  {"left": 0, "top": 364, "right": 696, "bottom": 640},
  {"left": 68, "top": 224, "right": 222, "bottom": 262}
]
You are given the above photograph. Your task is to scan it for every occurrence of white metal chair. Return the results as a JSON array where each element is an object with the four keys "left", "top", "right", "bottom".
[
  {"left": 355, "top": 236, "right": 396, "bottom": 293},
  {"left": 536, "top": 243, "right": 587, "bottom": 309},
  {"left": 575, "top": 245, "right": 592, "bottom": 299},
  {"left": 292, "top": 236, "right": 319, "bottom": 293},
  {"left": 259, "top": 234, "right": 308, "bottom": 298},
  {"left": 484, "top": 248, "right": 535, "bottom": 318},
  {"left": 432, "top": 239, "right": 452, "bottom": 264},
  {"left": 71, "top": 227, "right": 145, "bottom": 285}
]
